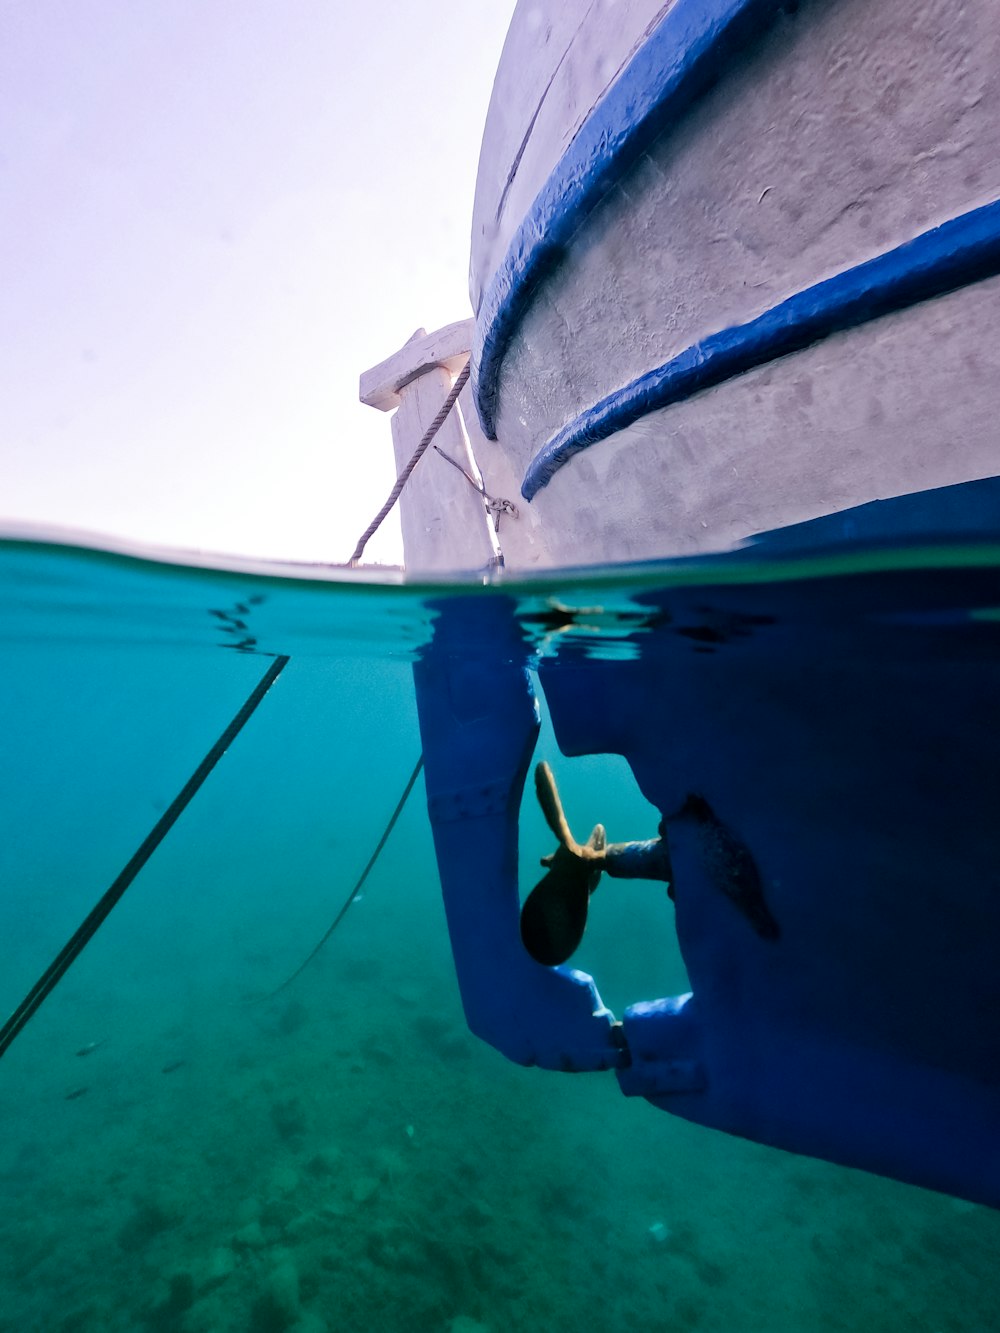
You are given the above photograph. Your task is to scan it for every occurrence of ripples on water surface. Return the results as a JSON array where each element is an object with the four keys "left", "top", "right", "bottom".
[{"left": 1, "top": 535, "right": 998, "bottom": 1333}]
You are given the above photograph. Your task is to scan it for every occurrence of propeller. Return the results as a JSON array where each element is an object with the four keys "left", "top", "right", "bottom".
[{"left": 519, "top": 762, "right": 606, "bottom": 966}]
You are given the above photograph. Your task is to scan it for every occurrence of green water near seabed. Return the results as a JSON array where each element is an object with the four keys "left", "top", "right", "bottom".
[{"left": 0, "top": 537, "right": 998, "bottom": 1333}]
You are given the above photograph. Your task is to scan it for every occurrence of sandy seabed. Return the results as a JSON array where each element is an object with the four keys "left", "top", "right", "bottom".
[{"left": 2, "top": 893, "right": 997, "bottom": 1333}]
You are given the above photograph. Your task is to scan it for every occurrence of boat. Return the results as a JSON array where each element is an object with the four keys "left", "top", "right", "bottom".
[
  {"left": 359, "top": 0, "right": 1000, "bottom": 1208},
  {"left": 3, "top": 8, "right": 999, "bottom": 1326}
]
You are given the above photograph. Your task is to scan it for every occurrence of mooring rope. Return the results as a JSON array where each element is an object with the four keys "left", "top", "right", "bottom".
[
  {"left": 265, "top": 753, "right": 425, "bottom": 996},
  {"left": 0, "top": 654, "right": 290, "bottom": 1061},
  {"left": 433, "top": 443, "right": 518, "bottom": 533},
  {"left": 348, "top": 361, "right": 470, "bottom": 564}
]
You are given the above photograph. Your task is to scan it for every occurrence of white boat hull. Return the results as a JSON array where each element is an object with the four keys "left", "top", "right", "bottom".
[{"left": 463, "top": 0, "right": 1000, "bottom": 569}]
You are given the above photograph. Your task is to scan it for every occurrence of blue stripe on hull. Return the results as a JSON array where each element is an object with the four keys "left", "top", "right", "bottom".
[
  {"left": 473, "top": 0, "right": 791, "bottom": 438},
  {"left": 522, "top": 198, "right": 1000, "bottom": 500}
]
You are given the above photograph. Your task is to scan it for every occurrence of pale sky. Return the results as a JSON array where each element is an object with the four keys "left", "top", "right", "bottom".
[{"left": 1, "top": 1, "right": 518, "bottom": 566}]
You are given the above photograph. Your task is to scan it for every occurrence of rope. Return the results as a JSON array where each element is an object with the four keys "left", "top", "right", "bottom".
[
  {"left": 348, "top": 361, "right": 471, "bottom": 564},
  {"left": 0, "top": 654, "right": 290, "bottom": 1061},
  {"left": 433, "top": 444, "right": 518, "bottom": 533},
  {"left": 265, "top": 754, "right": 424, "bottom": 996}
]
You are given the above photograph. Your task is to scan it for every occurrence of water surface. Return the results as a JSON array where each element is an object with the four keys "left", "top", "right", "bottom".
[{"left": 1, "top": 537, "right": 997, "bottom": 1333}]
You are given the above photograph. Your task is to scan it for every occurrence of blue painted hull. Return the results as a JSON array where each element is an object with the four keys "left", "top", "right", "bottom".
[
  {"left": 405, "top": 0, "right": 1000, "bottom": 1205},
  {"left": 413, "top": 489, "right": 1000, "bottom": 1207}
]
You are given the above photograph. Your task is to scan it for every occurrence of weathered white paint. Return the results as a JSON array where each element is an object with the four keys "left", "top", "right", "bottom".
[
  {"left": 360, "top": 319, "right": 475, "bottom": 412},
  {"left": 360, "top": 328, "right": 495, "bottom": 574},
  {"left": 521, "top": 275, "right": 1000, "bottom": 565},
  {"left": 470, "top": 0, "right": 671, "bottom": 310},
  {"left": 480, "top": 0, "right": 1000, "bottom": 563},
  {"left": 458, "top": 377, "right": 552, "bottom": 571},
  {"left": 368, "top": 0, "right": 998, "bottom": 573}
]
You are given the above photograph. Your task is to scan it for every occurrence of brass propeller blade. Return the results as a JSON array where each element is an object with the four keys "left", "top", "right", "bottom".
[
  {"left": 520, "top": 762, "right": 606, "bottom": 966},
  {"left": 535, "top": 761, "right": 578, "bottom": 852}
]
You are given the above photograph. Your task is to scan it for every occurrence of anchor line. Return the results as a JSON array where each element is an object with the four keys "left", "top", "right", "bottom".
[
  {"left": 0, "top": 654, "right": 290, "bottom": 1061},
  {"left": 265, "top": 754, "right": 425, "bottom": 996},
  {"left": 348, "top": 362, "right": 470, "bottom": 564}
]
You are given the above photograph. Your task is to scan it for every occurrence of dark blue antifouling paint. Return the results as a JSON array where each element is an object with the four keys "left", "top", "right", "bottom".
[
  {"left": 473, "top": 0, "right": 790, "bottom": 438},
  {"left": 522, "top": 198, "right": 1000, "bottom": 499},
  {"left": 412, "top": 514, "right": 1000, "bottom": 1209}
]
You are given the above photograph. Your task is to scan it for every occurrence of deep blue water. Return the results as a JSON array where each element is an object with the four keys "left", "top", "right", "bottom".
[{"left": 1, "top": 537, "right": 998, "bottom": 1333}]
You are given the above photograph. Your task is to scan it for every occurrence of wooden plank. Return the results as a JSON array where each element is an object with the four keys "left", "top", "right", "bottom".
[
  {"left": 391, "top": 364, "right": 495, "bottom": 573},
  {"left": 360, "top": 319, "right": 475, "bottom": 412}
]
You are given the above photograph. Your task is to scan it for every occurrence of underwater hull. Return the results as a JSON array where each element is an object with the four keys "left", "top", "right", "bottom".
[
  {"left": 467, "top": 0, "right": 1000, "bottom": 570},
  {"left": 413, "top": 546, "right": 1000, "bottom": 1208},
  {"left": 389, "top": 0, "right": 1000, "bottom": 1208},
  {"left": 550, "top": 562, "right": 1000, "bottom": 1208}
]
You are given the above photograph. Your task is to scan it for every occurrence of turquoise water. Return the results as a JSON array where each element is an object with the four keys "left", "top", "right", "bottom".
[{"left": 1, "top": 538, "right": 998, "bottom": 1333}]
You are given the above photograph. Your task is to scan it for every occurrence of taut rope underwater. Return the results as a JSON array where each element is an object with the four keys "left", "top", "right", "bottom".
[{"left": 0, "top": 654, "right": 290, "bottom": 1061}]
